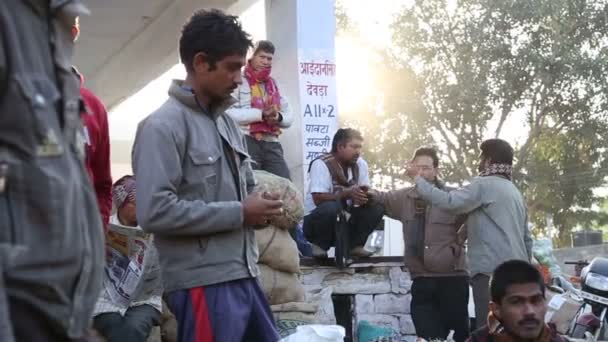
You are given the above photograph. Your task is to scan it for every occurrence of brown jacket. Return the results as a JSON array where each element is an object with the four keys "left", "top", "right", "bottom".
[{"left": 374, "top": 186, "right": 467, "bottom": 278}]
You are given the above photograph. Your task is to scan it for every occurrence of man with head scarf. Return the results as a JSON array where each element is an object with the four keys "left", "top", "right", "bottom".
[
  {"left": 92, "top": 175, "right": 162, "bottom": 342},
  {"left": 227, "top": 40, "right": 293, "bottom": 179}
]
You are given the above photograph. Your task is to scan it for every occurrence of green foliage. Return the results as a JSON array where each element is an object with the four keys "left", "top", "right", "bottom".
[{"left": 338, "top": 0, "right": 608, "bottom": 246}]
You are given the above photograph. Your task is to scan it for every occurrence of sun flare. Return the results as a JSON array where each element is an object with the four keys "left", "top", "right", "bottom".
[{"left": 336, "top": 36, "right": 374, "bottom": 116}]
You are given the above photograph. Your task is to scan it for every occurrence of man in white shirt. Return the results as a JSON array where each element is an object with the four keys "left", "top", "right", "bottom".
[{"left": 303, "top": 128, "right": 384, "bottom": 258}]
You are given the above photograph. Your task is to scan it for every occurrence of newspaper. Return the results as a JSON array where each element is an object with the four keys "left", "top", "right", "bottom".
[{"left": 103, "top": 223, "right": 162, "bottom": 308}]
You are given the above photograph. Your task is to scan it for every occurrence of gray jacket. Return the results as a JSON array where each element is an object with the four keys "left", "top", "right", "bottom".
[
  {"left": 414, "top": 175, "right": 532, "bottom": 276},
  {"left": 375, "top": 186, "right": 468, "bottom": 278},
  {"left": 132, "top": 80, "right": 259, "bottom": 293},
  {"left": 0, "top": 0, "right": 105, "bottom": 339}
]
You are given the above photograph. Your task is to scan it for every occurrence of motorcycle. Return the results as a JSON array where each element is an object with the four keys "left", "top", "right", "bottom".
[{"left": 566, "top": 257, "right": 608, "bottom": 340}]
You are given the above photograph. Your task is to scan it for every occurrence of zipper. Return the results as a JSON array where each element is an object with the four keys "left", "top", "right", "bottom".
[
  {"left": 0, "top": 162, "right": 16, "bottom": 244},
  {"left": 67, "top": 170, "right": 95, "bottom": 337}
]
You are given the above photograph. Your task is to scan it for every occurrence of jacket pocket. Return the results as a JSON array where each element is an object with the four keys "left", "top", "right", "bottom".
[
  {"left": 14, "top": 75, "right": 63, "bottom": 157},
  {"left": 186, "top": 149, "right": 221, "bottom": 196},
  {"left": 423, "top": 208, "right": 461, "bottom": 273},
  {"left": 423, "top": 243, "right": 459, "bottom": 273}
]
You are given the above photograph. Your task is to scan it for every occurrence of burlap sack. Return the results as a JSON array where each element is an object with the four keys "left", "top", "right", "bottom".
[
  {"left": 256, "top": 226, "right": 300, "bottom": 274},
  {"left": 258, "top": 264, "right": 305, "bottom": 305},
  {"left": 272, "top": 302, "right": 318, "bottom": 338},
  {"left": 271, "top": 302, "right": 317, "bottom": 313},
  {"left": 253, "top": 170, "right": 304, "bottom": 230}
]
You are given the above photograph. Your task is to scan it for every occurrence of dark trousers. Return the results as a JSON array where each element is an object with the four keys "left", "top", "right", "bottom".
[
  {"left": 471, "top": 273, "right": 491, "bottom": 329},
  {"left": 410, "top": 276, "right": 470, "bottom": 342},
  {"left": 94, "top": 304, "right": 161, "bottom": 342},
  {"left": 167, "top": 278, "right": 280, "bottom": 342},
  {"left": 303, "top": 200, "right": 384, "bottom": 251},
  {"left": 245, "top": 135, "right": 290, "bottom": 180},
  {"left": 9, "top": 297, "right": 76, "bottom": 342}
]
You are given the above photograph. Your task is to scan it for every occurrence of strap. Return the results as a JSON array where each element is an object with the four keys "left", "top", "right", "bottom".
[{"left": 258, "top": 228, "right": 278, "bottom": 260}]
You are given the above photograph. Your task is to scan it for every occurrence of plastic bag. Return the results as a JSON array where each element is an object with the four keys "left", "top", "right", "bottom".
[
  {"left": 532, "top": 238, "right": 561, "bottom": 278},
  {"left": 363, "top": 230, "right": 384, "bottom": 254},
  {"left": 279, "top": 325, "right": 345, "bottom": 342}
]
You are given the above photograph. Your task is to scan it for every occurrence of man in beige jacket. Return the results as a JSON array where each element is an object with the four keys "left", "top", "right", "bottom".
[{"left": 372, "top": 147, "right": 469, "bottom": 342}]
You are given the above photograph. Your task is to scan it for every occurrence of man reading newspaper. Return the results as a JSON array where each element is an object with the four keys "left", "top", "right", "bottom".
[{"left": 93, "top": 175, "right": 163, "bottom": 342}]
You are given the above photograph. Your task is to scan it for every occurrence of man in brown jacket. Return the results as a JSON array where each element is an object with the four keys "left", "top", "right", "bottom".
[{"left": 372, "top": 147, "right": 470, "bottom": 342}]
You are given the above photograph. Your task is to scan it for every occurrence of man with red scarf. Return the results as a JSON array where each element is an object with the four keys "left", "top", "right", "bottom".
[{"left": 227, "top": 40, "right": 293, "bottom": 180}]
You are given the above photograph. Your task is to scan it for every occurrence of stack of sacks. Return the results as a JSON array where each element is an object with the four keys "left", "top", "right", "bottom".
[
  {"left": 253, "top": 171, "right": 305, "bottom": 305},
  {"left": 272, "top": 287, "right": 337, "bottom": 338}
]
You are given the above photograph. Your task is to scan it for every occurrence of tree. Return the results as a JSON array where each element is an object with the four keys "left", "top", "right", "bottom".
[{"left": 340, "top": 0, "right": 608, "bottom": 246}]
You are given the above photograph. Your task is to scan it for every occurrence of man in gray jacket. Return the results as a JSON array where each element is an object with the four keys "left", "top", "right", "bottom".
[
  {"left": 0, "top": 1, "right": 105, "bottom": 340},
  {"left": 407, "top": 139, "right": 532, "bottom": 328},
  {"left": 132, "top": 9, "right": 284, "bottom": 341}
]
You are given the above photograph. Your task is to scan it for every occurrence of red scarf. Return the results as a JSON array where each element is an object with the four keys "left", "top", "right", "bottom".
[{"left": 244, "top": 62, "right": 282, "bottom": 138}]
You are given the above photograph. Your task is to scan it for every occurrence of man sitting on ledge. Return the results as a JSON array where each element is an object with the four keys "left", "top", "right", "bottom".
[{"left": 303, "top": 128, "right": 384, "bottom": 258}]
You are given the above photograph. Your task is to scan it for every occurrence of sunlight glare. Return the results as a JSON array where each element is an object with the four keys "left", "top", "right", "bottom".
[{"left": 336, "top": 36, "right": 374, "bottom": 115}]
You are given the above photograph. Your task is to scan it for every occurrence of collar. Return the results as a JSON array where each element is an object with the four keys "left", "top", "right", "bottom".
[{"left": 168, "top": 79, "right": 237, "bottom": 119}]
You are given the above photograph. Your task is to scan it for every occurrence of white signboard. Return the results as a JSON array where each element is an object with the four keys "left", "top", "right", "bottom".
[{"left": 297, "top": 0, "right": 339, "bottom": 191}]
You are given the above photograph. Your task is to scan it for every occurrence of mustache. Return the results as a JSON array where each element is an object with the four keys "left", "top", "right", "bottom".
[{"left": 518, "top": 318, "right": 541, "bottom": 326}]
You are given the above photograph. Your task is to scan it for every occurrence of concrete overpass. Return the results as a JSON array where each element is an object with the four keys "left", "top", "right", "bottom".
[
  {"left": 75, "top": 0, "right": 338, "bottom": 193},
  {"left": 74, "top": 0, "right": 258, "bottom": 109}
]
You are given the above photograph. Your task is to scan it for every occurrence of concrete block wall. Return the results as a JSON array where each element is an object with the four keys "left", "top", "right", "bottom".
[
  {"left": 300, "top": 264, "right": 416, "bottom": 341},
  {"left": 553, "top": 244, "right": 608, "bottom": 275}
]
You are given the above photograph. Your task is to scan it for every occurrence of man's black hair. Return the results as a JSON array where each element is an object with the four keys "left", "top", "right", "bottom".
[
  {"left": 413, "top": 147, "right": 439, "bottom": 168},
  {"left": 480, "top": 139, "right": 514, "bottom": 165},
  {"left": 490, "top": 260, "right": 545, "bottom": 303},
  {"left": 331, "top": 128, "right": 363, "bottom": 153},
  {"left": 179, "top": 9, "right": 253, "bottom": 72},
  {"left": 253, "top": 40, "right": 275, "bottom": 55}
]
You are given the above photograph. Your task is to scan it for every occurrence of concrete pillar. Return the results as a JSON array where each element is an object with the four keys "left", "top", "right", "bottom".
[{"left": 265, "top": 0, "right": 338, "bottom": 193}]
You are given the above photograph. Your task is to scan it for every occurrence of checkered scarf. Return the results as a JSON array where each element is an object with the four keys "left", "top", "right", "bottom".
[
  {"left": 112, "top": 175, "right": 136, "bottom": 209},
  {"left": 479, "top": 163, "right": 513, "bottom": 180}
]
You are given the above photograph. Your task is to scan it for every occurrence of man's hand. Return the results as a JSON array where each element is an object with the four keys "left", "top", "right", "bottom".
[
  {"left": 242, "top": 192, "right": 283, "bottom": 227},
  {"left": 266, "top": 112, "right": 282, "bottom": 125},
  {"left": 262, "top": 107, "right": 279, "bottom": 124},
  {"left": 341, "top": 186, "right": 368, "bottom": 206},
  {"left": 405, "top": 162, "right": 420, "bottom": 179}
]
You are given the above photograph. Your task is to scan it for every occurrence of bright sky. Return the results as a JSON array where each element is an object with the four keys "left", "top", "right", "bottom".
[
  {"left": 108, "top": 0, "right": 527, "bottom": 178},
  {"left": 108, "top": 0, "right": 410, "bottom": 141}
]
